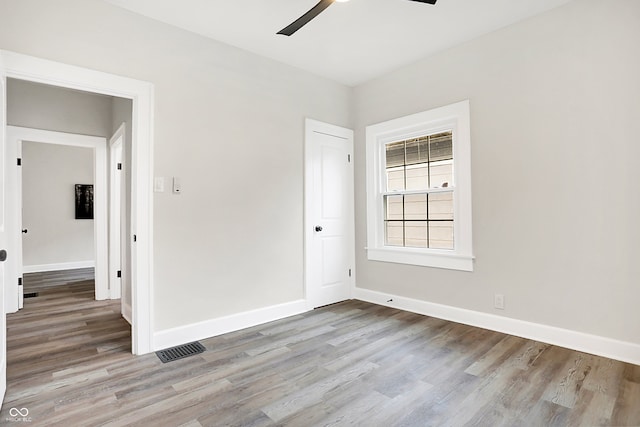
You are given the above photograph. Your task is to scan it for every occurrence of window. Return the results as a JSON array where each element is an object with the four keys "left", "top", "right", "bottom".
[
  {"left": 365, "top": 100, "right": 473, "bottom": 271},
  {"left": 384, "top": 132, "right": 454, "bottom": 250}
]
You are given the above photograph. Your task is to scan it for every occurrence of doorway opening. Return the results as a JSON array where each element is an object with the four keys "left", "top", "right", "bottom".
[
  {"left": 1, "top": 49, "right": 154, "bottom": 355},
  {"left": 7, "top": 126, "right": 109, "bottom": 309}
]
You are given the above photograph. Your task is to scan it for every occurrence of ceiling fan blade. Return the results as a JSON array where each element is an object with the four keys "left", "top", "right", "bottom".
[
  {"left": 408, "top": 0, "right": 437, "bottom": 4},
  {"left": 277, "top": 0, "right": 335, "bottom": 36}
]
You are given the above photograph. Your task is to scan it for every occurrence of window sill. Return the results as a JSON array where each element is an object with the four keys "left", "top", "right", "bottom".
[{"left": 366, "top": 247, "right": 474, "bottom": 272}]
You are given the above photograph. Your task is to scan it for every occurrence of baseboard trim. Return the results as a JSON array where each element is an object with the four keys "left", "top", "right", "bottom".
[
  {"left": 23, "top": 261, "right": 95, "bottom": 274},
  {"left": 153, "top": 299, "right": 309, "bottom": 351},
  {"left": 354, "top": 287, "right": 640, "bottom": 366},
  {"left": 122, "top": 303, "right": 132, "bottom": 325}
]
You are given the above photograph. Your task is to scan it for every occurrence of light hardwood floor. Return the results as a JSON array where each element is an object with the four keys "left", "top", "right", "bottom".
[{"left": 1, "top": 270, "right": 639, "bottom": 426}]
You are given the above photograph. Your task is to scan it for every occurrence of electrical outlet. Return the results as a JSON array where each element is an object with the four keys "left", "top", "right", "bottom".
[{"left": 494, "top": 293, "right": 505, "bottom": 310}]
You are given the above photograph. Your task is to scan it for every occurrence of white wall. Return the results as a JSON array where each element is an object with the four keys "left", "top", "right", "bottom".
[
  {"left": 21, "top": 142, "right": 94, "bottom": 267},
  {"left": 353, "top": 0, "right": 640, "bottom": 345},
  {"left": 7, "top": 78, "right": 113, "bottom": 137},
  {"left": 0, "top": 0, "right": 352, "bottom": 332}
]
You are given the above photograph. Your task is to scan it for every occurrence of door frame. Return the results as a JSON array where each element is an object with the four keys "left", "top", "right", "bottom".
[
  {"left": 0, "top": 50, "right": 154, "bottom": 355},
  {"left": 7, "top": 127, "right": 109, "bottom": 309},
  {"left": 303, "top": 118, "right": 355, "bottom": 309}
]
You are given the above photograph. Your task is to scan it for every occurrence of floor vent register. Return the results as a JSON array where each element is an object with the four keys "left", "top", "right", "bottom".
[{"left": 156, "top": 341, "right": 206, "bottom": 363}]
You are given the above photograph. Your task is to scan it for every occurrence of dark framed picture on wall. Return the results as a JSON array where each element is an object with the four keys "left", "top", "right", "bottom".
[{"left": 75, "top": 184, "right": 94, "bottom": 220}]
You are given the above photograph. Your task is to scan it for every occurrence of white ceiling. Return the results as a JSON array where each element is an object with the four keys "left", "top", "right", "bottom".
[{"left": 103, "top": 0, "right": 572, "bottom": 86}]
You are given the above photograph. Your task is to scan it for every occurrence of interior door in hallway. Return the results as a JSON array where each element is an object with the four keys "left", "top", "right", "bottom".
[
  {"left": 305, "top": 119, "right": 354, "bottom": 308},
  {"left": 109, "top": 127, "right": 123, "bottom": 303}
]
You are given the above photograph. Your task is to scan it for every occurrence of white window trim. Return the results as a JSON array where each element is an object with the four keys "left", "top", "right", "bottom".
[{"left": 365, "top": 100, "right": 473, "bottom": 271}]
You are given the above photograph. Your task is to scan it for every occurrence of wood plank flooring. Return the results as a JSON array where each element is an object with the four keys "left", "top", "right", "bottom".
[
  {"left": 1, "top": 270, "right": 639, "bottom": 426},
  {"left": 18, "top": 268, "right": 96, "bottom": 292}
]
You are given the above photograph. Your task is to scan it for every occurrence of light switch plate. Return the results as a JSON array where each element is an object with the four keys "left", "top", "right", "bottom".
[
  {"left": 154, "top": 177, "right": 165, "bottom": 193},
  {"left": 173, "top": 177, "right": 181, "bottom": 194}
]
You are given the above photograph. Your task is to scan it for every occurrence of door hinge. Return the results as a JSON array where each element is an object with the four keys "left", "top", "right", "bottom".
[
  {"left": 349, "top": 268, "right": 352, "bottom": 277},
  {"left": 117, "top": 163, "right": 122, "bottom": 170},
  {"left": 133, "top": 234, "right": 137, "bottom": 242},
  {"left": 117, "top": 270, "right": 121, "bottom": 278},
  {"left": 18, "top": 277, "right": 22, "bottom": 286},
  {"left": 17, "top": 158, "right": 22, "bottom": 166}
]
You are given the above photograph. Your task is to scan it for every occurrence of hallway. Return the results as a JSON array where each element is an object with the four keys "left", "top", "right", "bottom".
[{"left": 2, "top": 269, "right": 131, "bottom": 424}]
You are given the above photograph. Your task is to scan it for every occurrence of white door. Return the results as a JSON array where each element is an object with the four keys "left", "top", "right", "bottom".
[
  {"left": 4, "top": 129, "right": 22, "bottom": 313},
  {"left": 16, "top": 141, "right": 22, "bottom": 310},
  {"left": 109, "top": 128, "right": 123, "bottom": 300},
  {"left": 305, "top": 119, "right": 354, "bottom": 308},
  {"left": 0, "top": 53, "right": 8, "bottom": 405}
]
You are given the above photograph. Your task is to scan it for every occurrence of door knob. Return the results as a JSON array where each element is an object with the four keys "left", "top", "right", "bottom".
[
  {"left": 315, "top": 225, "right": 323, "bottom": 232},
  {"left": 22, "top": 229, "right": 28, "bottom": 234}
]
